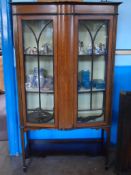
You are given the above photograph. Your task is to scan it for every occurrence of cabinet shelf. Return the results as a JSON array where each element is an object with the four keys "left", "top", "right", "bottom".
[
  {"left": 78, "top": 88, "right": 105, "bottom": 93},
  {"left": 27, "top": 108, "right": 54, "bottom": 112},
  {"left": 78, "top": 54, "right": 107, "bottom": 57},
  {"left": 26, "top": 88, "right": 54, "bottom": 94},
  {"left": 78, "top": 110, "right": 104, "bottom": 123},
  {"left": 27, "top": 108, "right": 54, "bottom": 124},
  {"left": 24, "top": 54, "right": 53, "bottom": 57},
  {"left": 78, "top": 108, "right": 103, "bottom": 111}
]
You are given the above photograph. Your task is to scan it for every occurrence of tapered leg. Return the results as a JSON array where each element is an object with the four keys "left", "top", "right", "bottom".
[
  {"left": 104, "top": 127, "right": 111, "bottom": 170},
  {"left": 26, "top": 131, "right": 31, "bottom": 158},
  {"left": 20, "top": 127, "right": 27, "bottom": 172},
  {"left": 101, "top": 129, "right": 105, "bottom": 155}
]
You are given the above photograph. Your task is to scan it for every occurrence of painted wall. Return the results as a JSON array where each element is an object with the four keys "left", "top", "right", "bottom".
[{"left": 1, "top": 0, "right": 131, "bottom": 155}]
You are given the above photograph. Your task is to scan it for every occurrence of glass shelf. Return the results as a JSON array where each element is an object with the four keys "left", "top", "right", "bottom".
[
  {"left": 26, "top": 87, "right": 54, "bottom": 94},
  {"left": 24, "top": 54, "right": 53, "bottom": 57},
  {"left": 27, "top": 108, "right": 54, "bottom": 112},
  {"left": 78, "top": 54, "right": 107, "bottom": 57},
  {"left": 78, "top": 88, "right": 105, "bottom": 93},
  {"left": 77, "top": 110, "right": 104, "bottom": 123},
  {"left": 78, "top": 108, "right": 103, "bottom": 111}
]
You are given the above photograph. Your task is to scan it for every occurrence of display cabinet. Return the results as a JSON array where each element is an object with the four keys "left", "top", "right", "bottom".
[{"left": 12, "top": 1, "right": 121, "bottom": 171}]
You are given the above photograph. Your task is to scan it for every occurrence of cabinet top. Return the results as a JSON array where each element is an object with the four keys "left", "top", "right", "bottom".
[
  {"left": 12, "top": 1, "right": 122, "bottom": 15},
  {"left": 11, "top": 1, "right": 122, "bottom": 6}
]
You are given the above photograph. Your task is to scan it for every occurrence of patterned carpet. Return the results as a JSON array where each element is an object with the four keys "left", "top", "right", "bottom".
[{"left": 0, "top": 94, "right": 8, "bottom": 140}]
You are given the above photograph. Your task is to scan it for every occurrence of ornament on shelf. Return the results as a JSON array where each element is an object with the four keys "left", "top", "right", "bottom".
[
  {"left": 87, "top": 43, "right": 92, "bottom": 55},
  {"left": 79, "top": 41, "right": 85, "bottom": 55}
]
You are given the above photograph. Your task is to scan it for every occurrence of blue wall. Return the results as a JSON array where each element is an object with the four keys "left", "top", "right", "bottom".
[
  {"left": 0, "top": 1, "right": 20, "bottom": 155},
  {"left": 1, "top": 0, "right": 131, "bottom": 155}
]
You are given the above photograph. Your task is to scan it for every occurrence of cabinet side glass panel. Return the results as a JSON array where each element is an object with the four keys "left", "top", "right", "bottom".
[
  {"left": 77, "top": 20, "right": 108, "bottom": 124},
  {"left": 22, "top": 20, "right": 54, "bottom": 124}
]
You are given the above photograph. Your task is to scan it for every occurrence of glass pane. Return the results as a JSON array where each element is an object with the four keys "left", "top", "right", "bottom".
[
  {"left": 23, "top": 20, "right": 54, "bottom": 124},
  {"left": 77, "top": 20, "right": 108, "bottom": 124}
]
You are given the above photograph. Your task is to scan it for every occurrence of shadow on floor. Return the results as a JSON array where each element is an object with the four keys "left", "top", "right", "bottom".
[{"left": 0, "top": 141, "right": 117, "bottom": 175}]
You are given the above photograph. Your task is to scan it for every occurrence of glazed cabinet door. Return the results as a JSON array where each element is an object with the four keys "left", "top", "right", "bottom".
[
  {"left": 74, "top": 16, "right": 114, "bottom": 128},
  {"left": 16, "top": 16, "right": 58, "bottom": 128}
]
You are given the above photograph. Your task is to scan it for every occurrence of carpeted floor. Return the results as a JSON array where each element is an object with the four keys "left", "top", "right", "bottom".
[{"left": 0, "top": 94, "right": 8, "bottom": 140}]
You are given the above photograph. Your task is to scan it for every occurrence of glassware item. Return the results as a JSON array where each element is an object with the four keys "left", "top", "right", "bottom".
[
  {"left": 81, "top": 70, "right": 90, "bottom": 89},
  {"left": 92, "top": 79, "right": 105, "bottom": 89}
]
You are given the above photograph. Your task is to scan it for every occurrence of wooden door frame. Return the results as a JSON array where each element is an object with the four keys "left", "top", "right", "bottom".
[
  {"left": 16, "top": 15, "right": 58, "bottom": 129},
  {"left": 73, "top": 15, "right": 114, "bottom": 128}
]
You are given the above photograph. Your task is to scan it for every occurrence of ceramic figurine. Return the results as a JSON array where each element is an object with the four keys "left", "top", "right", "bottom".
[
  {"left": 79, "top": 41, "right": 85, "bottom": 55},
  {"left": 44, "top": 43, "right": 49, "bottom": 54},
  {"left": 24, "top": 47, "right": 31, "bottom": 54},
  {"left": 39, "top": 43, "right": 52, "bottom": 55},
  {"left": 43, "top": 76, "right": 53, "bottom": 90},
  {"left": 87, "top": 43, "right": 92, "bottom": 55},
  {"left": 95, "top": 44, "right": 100, "bottom": 55},
  {"left": 25, "top": 74, "right": 33, "bottom": 89},
  {"left": 39, "top": 75, "right": 44, "bottom": 88},
  {"left": 102, "top": 44, "right": 106, "bottom": 54},
  {"left": 32, "top": 67, "right": 44, "bottom": 88},
  {"left": 39, "top": 44, "right": 47, "bottom": 55},
  {"left": 25, "top": 82, "right": 32, "bottom": 89},
  {"left": 33, "top": 67, "right": 38, "bottom": 77},
  {"left": 99, "top": 43, "right": 106, "bottom": 54},
  {"left": 99, "top": 43, "right": 103, "bottom": 54},
  {"left": 46, "top": 43, "right": 53, "bottom": 55},
  {"left": 39, "top": 45, "right": 45, "bottom": 55},
  {"left": 26, "top": 74, "right": 33, "bottom": 84},
  {"left": 32, "top": 74, "right": 44, "bottom": 88},
  {"left": 32, "top": 47, "right": 37, "bottom": 55},
  {"left": 43, "top": 69, "right": 48, "bottom": 78}
]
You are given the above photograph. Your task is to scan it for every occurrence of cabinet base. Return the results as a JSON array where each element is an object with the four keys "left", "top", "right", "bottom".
[{"left": 28, "top": 139, "right": 104, "bottom": 156}]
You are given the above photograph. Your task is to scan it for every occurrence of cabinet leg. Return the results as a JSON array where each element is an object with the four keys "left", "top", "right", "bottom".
[
  {"left": 27, "top": 131, "right": 31, "bottom": 158},
  {"left": 104, "top": 127, "right": 111, "bottom": 170},
  {"left": 101, "top": 129, "right": 105, "bottom": 155},
  {"left": 21, "top": 128, "right": 27, "bottom": 172},
  {"left": 21, "top": 128, "right": 32, "bottom": 172}
]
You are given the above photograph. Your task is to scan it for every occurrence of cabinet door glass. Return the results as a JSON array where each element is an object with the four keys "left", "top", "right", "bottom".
[
  {"left": 23, "top": 20, "right": 54, "bottom": 124},
  {"left": 77, "top": 20, "right": 108, "bottom": 124}
]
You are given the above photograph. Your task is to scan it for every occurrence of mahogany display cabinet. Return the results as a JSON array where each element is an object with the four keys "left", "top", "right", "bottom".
[{"left": 12, "top": 1, "right": 121, "bottom": 171}]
